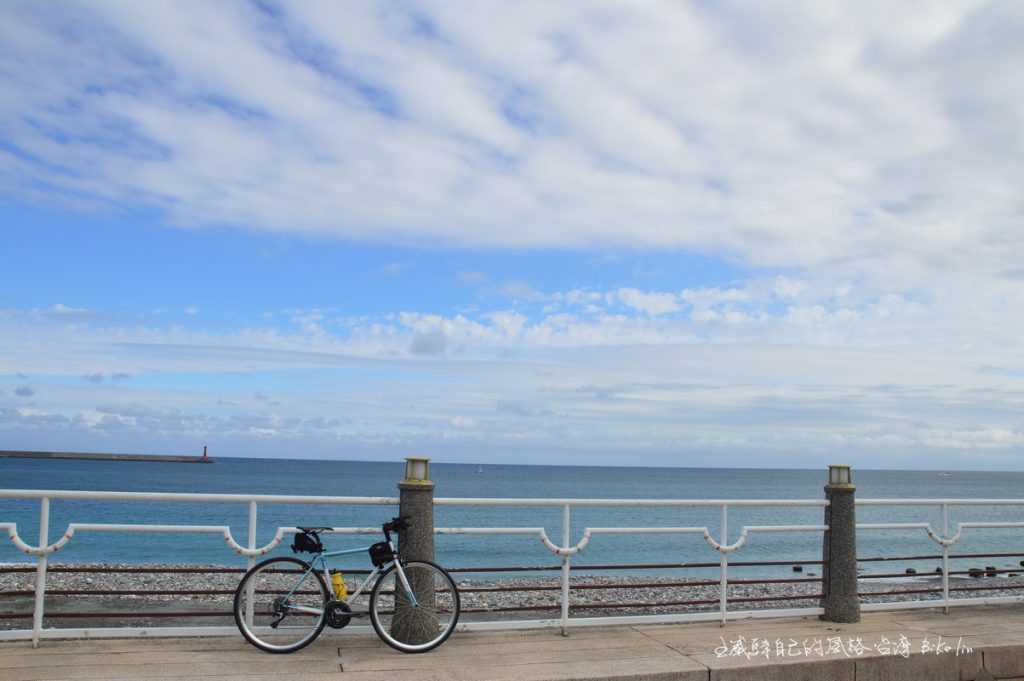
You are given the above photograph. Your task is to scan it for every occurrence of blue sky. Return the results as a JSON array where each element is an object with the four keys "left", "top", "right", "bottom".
[
  {"left": 2, "top": 1, "right": 1024, "bottom": 469},
  {"left": 5, "top": 203, "right": 743, "bottom": 320}
]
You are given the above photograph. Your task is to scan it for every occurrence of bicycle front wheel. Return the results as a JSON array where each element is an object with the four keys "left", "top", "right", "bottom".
[
  {"left": 233, "top": 556, "right": 329, "bottom": 654},
  {"left": 369, "top": 560, "right": 460, "bottom": 653}
]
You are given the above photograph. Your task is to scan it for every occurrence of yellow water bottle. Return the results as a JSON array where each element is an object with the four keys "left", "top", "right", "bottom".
[{"left": 331, "top": 570, "right": 348, "bottom": 600}]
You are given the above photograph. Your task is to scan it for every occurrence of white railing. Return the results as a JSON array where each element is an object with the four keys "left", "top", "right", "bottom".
[
  {"left": 0, "top": 490, "right": 399, "bottom": 646},
  {"left": 857, "top": 499, "right": 1024, "bottom": 614},
  {"left": 433, "top": 497, "right": 828, "bottom": 633},
  {"left": 0, "top": 489, "right": 828, "bottom": 645}
]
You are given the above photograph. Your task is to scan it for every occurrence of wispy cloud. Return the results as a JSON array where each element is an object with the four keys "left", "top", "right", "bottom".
[
  {"left": 2, "top": 2, "right": 1023, "bottom": 467},
  {"left": 1, "top": 2, "right": 1021, "bottom": 281},
  {"left": 1, "top": 270, "right": 1023, "bottom": 467},
  {"left": 615, "top": 288, "right": 681, "bottom": 317}
]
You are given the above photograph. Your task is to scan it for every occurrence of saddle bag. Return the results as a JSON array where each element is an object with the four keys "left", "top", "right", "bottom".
[
  {"left": 291, "top": 531, "right": 323, "bottom": 554},
  {"left": 368, "top": 541, "right": 394, "bottom": 567}
]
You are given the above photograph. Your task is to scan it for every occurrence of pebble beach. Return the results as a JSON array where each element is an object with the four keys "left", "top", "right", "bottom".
[{"left": 4, "top": 562, "right": 1024, "bottom": 629}]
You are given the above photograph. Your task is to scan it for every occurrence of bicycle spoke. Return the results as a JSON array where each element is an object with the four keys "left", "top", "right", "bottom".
[
  {"left": 235, "top": 558, "right": 328, "bottom": 653},
  {"left": 370, "top": 561, "right": 460, "bottom": 652}
]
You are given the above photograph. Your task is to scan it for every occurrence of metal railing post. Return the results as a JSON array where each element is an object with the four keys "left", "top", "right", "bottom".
[
  {"left": 32, "top": 497, "right": 49, "bottom": 648},
  {"left": 719, "top": 504, "right": 728, "bottom": 626},
  {"left": 560, "top": 504, "right": 571, "bottom": 636},
  {"left": 942, "top": 503, "right": 950, "bottom": 614},
  {"left": 245, "top": 501, "right": 257, "bottom": 626}
]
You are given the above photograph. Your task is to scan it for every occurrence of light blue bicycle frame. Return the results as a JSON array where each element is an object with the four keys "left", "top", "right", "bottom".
[{"left": 282, "top": 537, "right": 419, "bottom": 618}]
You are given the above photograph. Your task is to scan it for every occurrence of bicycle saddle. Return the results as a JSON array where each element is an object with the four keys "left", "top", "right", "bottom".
[{"left": 296, "top": 526, "right": 332, "bottom": 534}]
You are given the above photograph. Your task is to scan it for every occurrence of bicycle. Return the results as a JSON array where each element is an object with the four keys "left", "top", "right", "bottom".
[{"left": 233, "top": 516, "right": 460, "bottom": 654}]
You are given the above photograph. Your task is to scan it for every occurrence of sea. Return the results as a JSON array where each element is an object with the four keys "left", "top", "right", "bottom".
[{"left": 2, "top": 457, "right": 1023, "bottom": 580}]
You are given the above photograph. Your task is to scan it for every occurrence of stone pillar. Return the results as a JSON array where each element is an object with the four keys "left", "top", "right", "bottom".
[
  {"left": 821, "top": 464, "right": 860, "bottom": 623},
  {"left": 394, "top": 456, "right": 436, "bottom": 644},
  {"left": 398, "top": 456, "right": 435, "bottom": 562}
]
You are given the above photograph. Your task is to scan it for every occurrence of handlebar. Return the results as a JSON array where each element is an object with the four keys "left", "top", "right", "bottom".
[{"left": 382, "top": 515, "right": 411, "bottom": 540}]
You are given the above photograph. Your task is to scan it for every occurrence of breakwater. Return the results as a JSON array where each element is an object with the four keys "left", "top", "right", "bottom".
[{"left": 0, "top": 450, "right": 213, "bottom": 464}]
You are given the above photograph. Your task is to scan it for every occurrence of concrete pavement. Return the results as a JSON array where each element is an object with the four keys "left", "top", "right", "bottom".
[{"left": 3, "top": 604, "right": 1024, "bottom": 680}]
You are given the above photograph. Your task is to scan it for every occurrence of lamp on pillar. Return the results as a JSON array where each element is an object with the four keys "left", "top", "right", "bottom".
[
  {"left": 404, "top": 456, "right": 431, "bottom": 485},
  {"left": 828, "top": 464, "right": 852, "bottom": 487}
]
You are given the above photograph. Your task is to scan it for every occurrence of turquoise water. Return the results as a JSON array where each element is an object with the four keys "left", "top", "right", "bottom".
[{"left": 2, "top": 457, "right": 1023, "bottom": 579}]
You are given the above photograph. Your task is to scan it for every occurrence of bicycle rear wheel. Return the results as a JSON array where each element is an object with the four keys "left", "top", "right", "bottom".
[
  {"left": 233, "top": 556, "right": 329, "bottom": 654},
  {"left": 369, "top": 560, "right": 460, "bottom": 653}
]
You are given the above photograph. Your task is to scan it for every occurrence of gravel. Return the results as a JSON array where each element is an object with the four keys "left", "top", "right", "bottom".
[{"left": 3, "top": 562, "right": 1023, "bottom": 629}]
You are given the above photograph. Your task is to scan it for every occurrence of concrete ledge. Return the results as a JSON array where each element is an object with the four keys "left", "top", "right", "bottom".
[{"left": 3, "top": 605, "right": 1024, "bottom": 680}]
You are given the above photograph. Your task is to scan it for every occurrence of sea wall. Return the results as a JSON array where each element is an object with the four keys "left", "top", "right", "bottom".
[{"left": 0, "top": 450, "right": 212, "bottom": 463}]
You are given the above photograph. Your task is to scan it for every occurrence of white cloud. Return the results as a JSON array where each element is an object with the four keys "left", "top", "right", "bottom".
[
  {"left": 773, "top": 277, "right": 806, "bottom": 299},
  {"left": 449, "top": 415, "right": 477, "bottom": 430},
  {"left": 2, "top": 2, "right": 1024, "bottom": 467},
  {"left": 499, "top": 281, "right": 546, "bottom": 302},
  {"left": 2, "top": 270, "right": 1024, "bottom": 468},
  {"left": 0, "top": 2, "right": 1022, "bottom": 281},
  {"left": 50, "top": 303, "right": 89, "bottom": 315},
  {"left": 615, "top": 288, "right": 681, "bottom": 316},
  {"left": 680, "top": 288, "right": 749, "bottom": 307}
]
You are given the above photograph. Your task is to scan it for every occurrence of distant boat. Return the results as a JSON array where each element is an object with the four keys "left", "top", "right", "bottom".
[
  {"left": 476, "top": 465, "right": 484, "bottom": 473},
  {"left": 939, "top": 472, "right": 953, "bottom": 477}
]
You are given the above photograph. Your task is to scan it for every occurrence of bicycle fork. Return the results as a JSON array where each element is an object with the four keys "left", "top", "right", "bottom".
[{"left": 391, "top": 558, "right": 420, "bottom": 608}]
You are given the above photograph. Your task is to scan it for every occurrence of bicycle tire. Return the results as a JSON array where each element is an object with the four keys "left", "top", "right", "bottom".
[
  {"left": 369, "top": 560, "right": 460, "bottom": 653},
  {"left": 233, "top": 556, "right": 330, "bottom": 654}
]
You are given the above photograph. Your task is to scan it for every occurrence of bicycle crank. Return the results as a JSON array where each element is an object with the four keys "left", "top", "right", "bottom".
[{"left": 326, "top": 600, "right": 352, "bottom": 629}]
